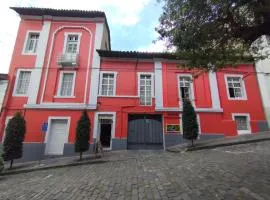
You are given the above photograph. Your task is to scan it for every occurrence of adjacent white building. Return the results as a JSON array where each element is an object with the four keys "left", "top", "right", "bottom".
[{"left": 254, "top": 35, "right": 270, "bottom": 129}]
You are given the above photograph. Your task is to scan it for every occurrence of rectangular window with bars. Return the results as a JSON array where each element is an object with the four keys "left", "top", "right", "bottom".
[
  {"left": 24, "top": 32, "right": 39, "bottom": 54},
  {"left": 139, "top": 74, "right": 152, "bottom": 106},
  {"left": 58, "top": 72, "right": 75, "bottom": 97},
  {"left": 235, "top": 116, "right": 248, "bottom": 131},
  {"left": 226, "top": 76, "right": 246, "bottom": 99},
  {"left": 100, "top": 73, "right": 115, "bottom": 96},
  {"left": 14, "top": 71, "right": 31, "bottom": 96},
  {"left": 65, "top": 35, "right": 79, "bottom": 54},
  {"left": 233, "top": 114, "right": 251, "bottom": 134}
]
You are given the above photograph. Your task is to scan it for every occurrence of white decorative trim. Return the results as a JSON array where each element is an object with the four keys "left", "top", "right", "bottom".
[
  {"left": 177, "top": 74, "right": 195, "bottom": 108},
  {"left": 224, "top": 74, "right": 247, "bottom": 100},
  {"left": 99, "top": 71, "right": 117, "bottom": 96},
  {"left": 98, "top": 95, "right": 139, "bottom": 98},
  {"left": 22, "top": 30, "right": 41, "bottom": 55},
  {"left": 209, "top": 72, "right": 221, "bottom": 108},
  {"left": 40, "top": 25, "right": 93, "bottom": 104},
  {"left": 27, "top": 21, "right": 51, "bottom": 104},
  {"left": 162, "top": 115, "right": 165, "bottom": 150},
  {"left": 155, "top": 107, "right": 223, "bottom": 113},
  {"left": 62, "top": 32, "right": 82, "bottom": 54},
  {"left": 179, "top": 114, "right": 183, "bottom": 134},
  {"left": 56, "top": 71, "right": 76, "bottom": 97},
  {"left": 154, "top": 61, "right": 163, "bottom": 108},
  {"left": 2, "top": 116, "right": 12, "bottom": 143},
  {"left": 232, "top": 113, "right": 251, "bottom": 135},
  {"left": 93, "top": 112, "right": 116, "bottom": 150},
  {"left": 89, "top": 23, "right": 104, "bottom": 107},
  {"left": 45, "top": 116, "right": 71, "bottom": 155},
  {"left": 24, "top": 103, "right": 96, "bottom": 110},
  {"left": 13, "top": 69, "right": 33, "bottom": 97}
]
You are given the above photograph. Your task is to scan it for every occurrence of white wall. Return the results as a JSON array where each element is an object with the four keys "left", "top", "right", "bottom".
[{"left": 254, "top": 35, "right": 270, "bottom": 128}]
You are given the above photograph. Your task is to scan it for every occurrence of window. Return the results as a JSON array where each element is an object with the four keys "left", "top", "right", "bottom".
[
  {"left": 13, "top": 70, "right": 31, "bottom": 96},
  {"left": 64, "top": 34, "right": 80, "bottom": 54},
  {"left": 139, "top": 74, "right": 153, "bottom": 106},
  {"left": 24, "top": 32, "right": 40, "bottom": 54},
  {"left": 179, "top": 76, "right": 192, "bottom": 101},
  {"left": 233, "top": 114, "right": 251, "bottom": 134},
  {"left": 100, "top": 73, "right": 116, "bottom": 96},
  {"left": 57, "top": 72, "right": 75, "bottom": 97},
  {"left": 226, "top": 76, "right": 247, "bottom": 100}
]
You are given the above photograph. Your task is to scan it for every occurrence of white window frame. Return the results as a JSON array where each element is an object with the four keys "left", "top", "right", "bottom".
[
  {"left": 93, "top": 112, "right": 116, "bottom": 151},
  {"left": 177, "top": 74, "right": 195, "bottom": 108},
  {"left": 56, "top": 71, "right": 76, "bottom": 98},
  {"left": 13, "top": 69, "right": 32, "bottom": 97},
  {"left": 225, "top": 74, "right": 247, "bottom": 100},
  {"left": 2, "top": 116, "right": 12, "bottom": 143},
  {"left": 22, "top": 30, "right": 40, "bottom": 55},
  {"left": 99, "top": 71, "right": 117, "bottom": 96},
  {"left": 63, "top": 32, "right": 82, "bottom": 54},
  {"left": 137, "top": 72, "right": 154, "bottom": 106},
  {"left": 232, "top": 113, "right": 251, "bottom": 135}
]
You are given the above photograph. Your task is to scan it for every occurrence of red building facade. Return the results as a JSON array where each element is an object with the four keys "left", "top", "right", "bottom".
[{"left": 0, "top": 7, "right": 268, "bottom": 161}]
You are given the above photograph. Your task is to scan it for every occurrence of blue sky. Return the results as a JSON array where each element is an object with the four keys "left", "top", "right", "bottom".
[{"left": 0, "top": 0, "right": 166, "bottom": 73}]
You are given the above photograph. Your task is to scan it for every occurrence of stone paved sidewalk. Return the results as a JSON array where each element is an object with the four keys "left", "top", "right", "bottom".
[
  {"left": 0, "top": 142, "right": 270, "bottom": 200},
  {"left": 168, "top": 131, "right": 270, "bottom": 152}
]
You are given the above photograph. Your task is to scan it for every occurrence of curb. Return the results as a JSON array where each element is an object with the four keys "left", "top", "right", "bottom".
[
  {"left": 187, "top": 137, "right": 270, "bottom": 151},
  {"left": 0, "top": 159, "right": 107, "bottom": 176}
]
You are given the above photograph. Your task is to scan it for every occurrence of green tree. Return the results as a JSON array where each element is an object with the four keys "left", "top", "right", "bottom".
[
  {"left": 157, "top": 0, "right": 270, "bottom": 69},
  {"left": 3, "top": 112, "right": 26, "bottom": 169},
  {"left": 182, "top": 100, "right": 198, "bottom": 147},
  {"left": 75, "top": 110, "right": 90, "bottom": 161}
]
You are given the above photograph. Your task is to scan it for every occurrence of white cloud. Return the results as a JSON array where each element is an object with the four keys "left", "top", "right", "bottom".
[
  {"left": 0, "top": 0, "right": 152, "bottom": 73},
  {"left": 138, "top": 40, "right": 168, "bottom": 52}
]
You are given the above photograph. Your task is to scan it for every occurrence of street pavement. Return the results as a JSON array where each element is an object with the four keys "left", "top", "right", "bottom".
[{"left": 0, "top": 141, "right": 270, "bottom": 200}]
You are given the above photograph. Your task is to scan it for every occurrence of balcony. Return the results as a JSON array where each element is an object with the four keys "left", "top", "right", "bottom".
[{"left": 57, "top": 53, "right": 79, "bottom": 67}]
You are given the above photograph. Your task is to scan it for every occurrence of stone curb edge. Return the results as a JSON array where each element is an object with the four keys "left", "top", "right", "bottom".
[
  {"left": 0, "top": 159, "right": 107, "bottom": 176},
  {"left": 166, "top": 137, "right": 270, "bottom": 153},
  {"left": 187, "top": 137, "right": 270, "bottom": 151}
]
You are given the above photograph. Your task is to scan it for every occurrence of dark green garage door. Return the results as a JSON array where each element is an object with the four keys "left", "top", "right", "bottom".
[{"left": 128, "top": 115, "right": 163, "bottom": 149}]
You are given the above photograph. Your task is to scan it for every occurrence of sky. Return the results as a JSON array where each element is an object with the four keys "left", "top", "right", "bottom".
[{"left": 0, "top": 0, "right": 167, "bottom": 73}]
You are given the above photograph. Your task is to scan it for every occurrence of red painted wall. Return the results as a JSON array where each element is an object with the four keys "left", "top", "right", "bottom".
[{"left": 0, "top": 16, "right": 267, "bottom": 144}]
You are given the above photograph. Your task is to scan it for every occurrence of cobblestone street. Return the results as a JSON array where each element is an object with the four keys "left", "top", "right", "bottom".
[{"left": 0, "top": 141, "right": 270, "bottom": 200}]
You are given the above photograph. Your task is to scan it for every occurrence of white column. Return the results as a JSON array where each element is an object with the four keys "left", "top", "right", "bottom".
[
  {"left": 154, "top": 61, "right": 163, "bottom": 108},
  {"left": 89, "top": 23, "right": 104, "bottom": 107},
  {"left": 209, "top": 72, "right": 221, "bottom": 109},
  {"left": 28, "top": 21, "right": 51, "bottom": 104}
]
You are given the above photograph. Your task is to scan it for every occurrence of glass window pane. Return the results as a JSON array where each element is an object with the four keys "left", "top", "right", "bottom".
[
  {"left": 60, "top": 73, "right": 74, "bottom": 96},
  {"left": 235, "top": 116, "right": 248, "bottom": 130},
  {"left": 16, "top": 71, "right": 31, "bottom": 95}
]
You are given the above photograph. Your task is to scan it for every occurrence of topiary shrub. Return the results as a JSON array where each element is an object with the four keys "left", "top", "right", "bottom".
[
  {"left": 182, "top": 100, "right": 199, "bottom": 147},
  {"left": 75, "top": 110, "right": 90, "bottom": 161},
  {"left": 3, "top": 112, "right": 26, "bottom": 169}
]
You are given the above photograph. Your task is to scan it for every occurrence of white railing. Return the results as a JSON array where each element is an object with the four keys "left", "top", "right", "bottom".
[{"left": 57, "top": 53, "right": 79, "bottom": 67}]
